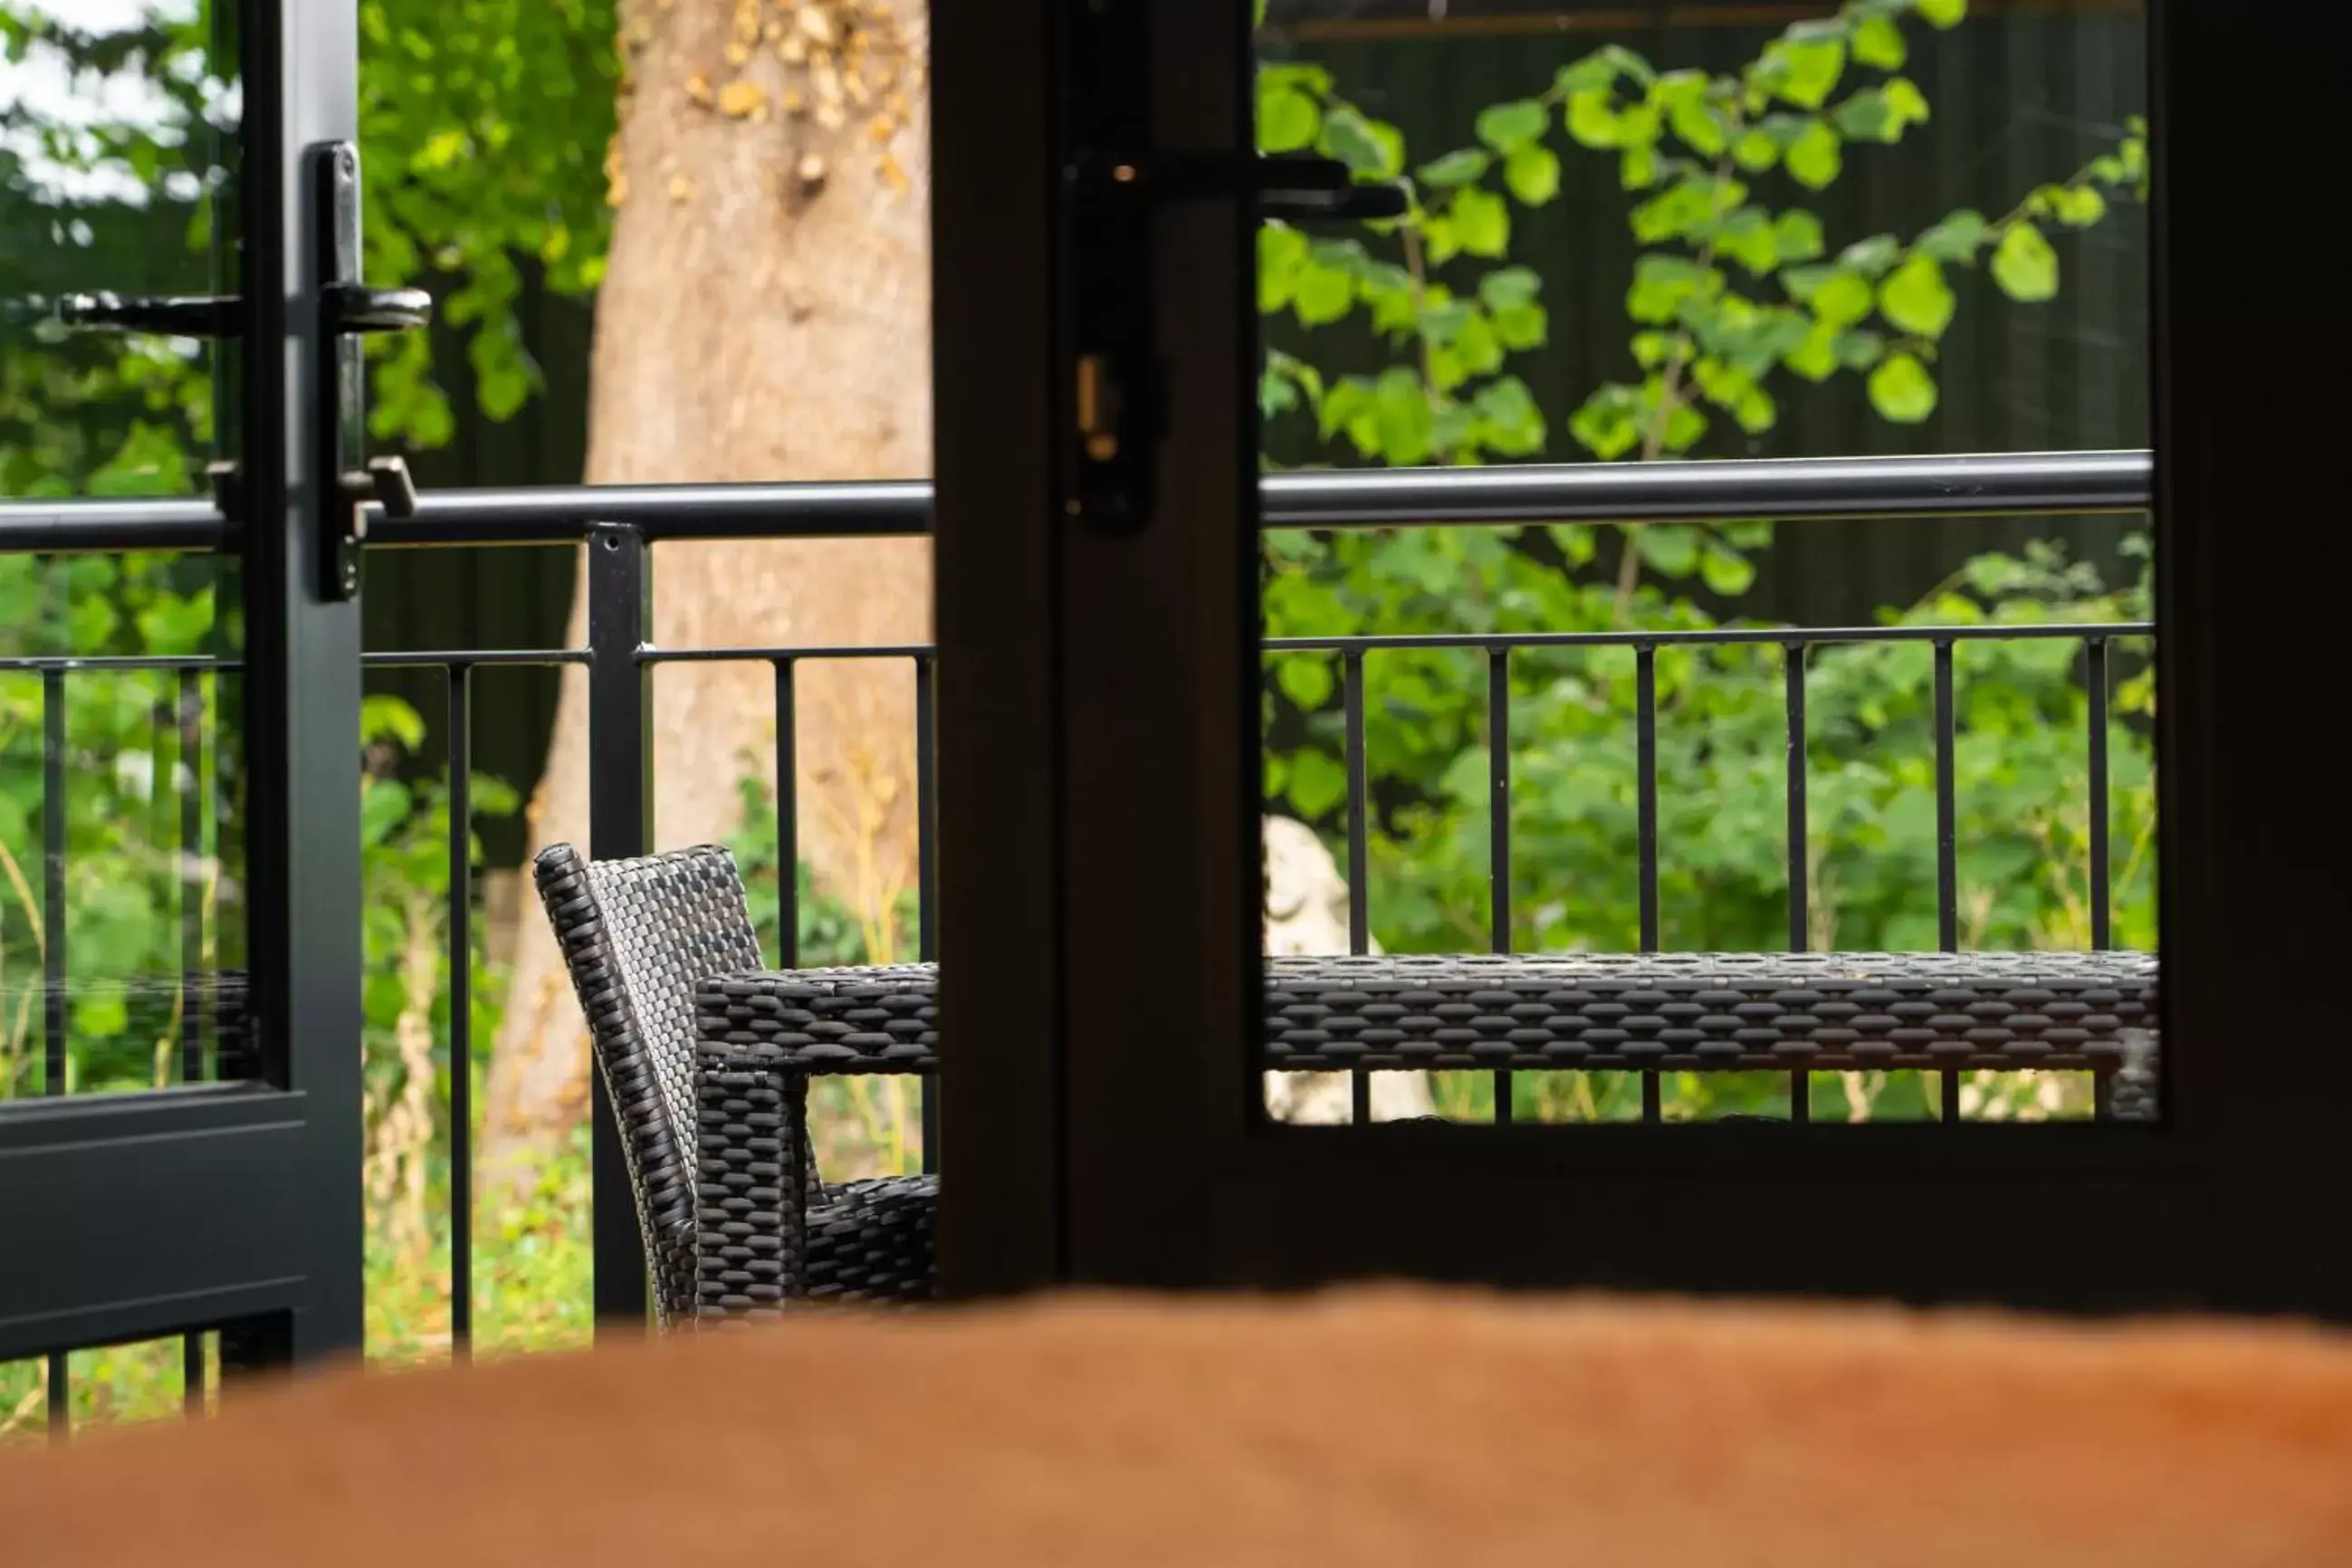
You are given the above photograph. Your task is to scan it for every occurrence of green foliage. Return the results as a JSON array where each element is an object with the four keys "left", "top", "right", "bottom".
[
  {"left": 1255, "top": 0, "right": 2156, "bottom": 1132},
  {"left": 726, "top": 770, "right": 918, "bottom": 969},
  {"left": 1257, "top": 0, "right": 2146, "bottom": 473}
]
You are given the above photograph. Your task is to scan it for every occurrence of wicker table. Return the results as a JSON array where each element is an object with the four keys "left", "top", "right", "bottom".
[{"left": 689, "top": 951, "right": 2160, "bottom": 1315}]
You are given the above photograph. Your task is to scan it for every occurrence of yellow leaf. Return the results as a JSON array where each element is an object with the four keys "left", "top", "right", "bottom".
[
  {"left": 717, "top": 79, "right": 766, "bottom": 118},
  {"left": 684, "top": 70, "right": 712, "bottom": 106},
  {"left": 666, "top": 172, "right": 694, "bottom": 203}
]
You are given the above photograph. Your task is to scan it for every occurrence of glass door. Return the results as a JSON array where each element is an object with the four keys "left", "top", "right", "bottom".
[
  {"left": 1, "top": 0, "right": 414, "bottom": 1426},
  {"left": 933, "top": 0, "right": 2352, "bottom": 1317}
]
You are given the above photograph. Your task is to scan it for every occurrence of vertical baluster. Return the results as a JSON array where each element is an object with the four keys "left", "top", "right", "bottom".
[
  {"left": 1343, "top": 650, "right": 1370, "bottom": 1124},
  {"left": 1487, "top": 646, "right": 1512, "bottom": 1126}
]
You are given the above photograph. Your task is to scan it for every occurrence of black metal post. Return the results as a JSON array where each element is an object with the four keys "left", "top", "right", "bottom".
[
  {"left": 586, "top": 523, "right": 654, "bottom": 1331},
  {"left": 914, "top": 657, "right": 941, "bottom": 1171},
  {"left": 1785, "top": 644, "right": 1810, "bottom": 1123},
  {"left": 42, "top": 667, "right": 68, "bottom": 1434},
  {"left": 772, "top": 658, "right": 800, "bottom": 967},
  {"left": 2087, "top": 639, "right": 2111, "bottom": 951},
  {"left": 1932, "top": 640, "right": 1962, "bottom": 1124},
  {"left": 447, "top": 664, "right": 473, "bottom": 1358},
  {"left": 1343, "top": 651, "right": 1371, "bottom": 1124},
  {"left": 1487, "top": 648, "right": 1512, "bottom": 1125},
  {"left": 178, "top": 666, "right": 206, "bottom": 1411},
  {"left": 1636, "top": 646, "right": 1659, "bottom": 952}
]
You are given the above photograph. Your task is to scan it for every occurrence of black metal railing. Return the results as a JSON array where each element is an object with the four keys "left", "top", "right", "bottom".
[
  {"left": 1266, "top": 618, "right": 2149, "bottom": 1127},
  {"left": 0, "top": 448, "right": 2156, "bottom": 1420}
]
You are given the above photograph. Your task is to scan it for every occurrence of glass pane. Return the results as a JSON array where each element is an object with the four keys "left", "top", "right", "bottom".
[
  {"left": 0, "top": 0, "right": 246, "bottom": 1103},
  {"left": 0, "top": 1333, "right": 214, "bottom": 1442},
  {"left": 1256, "top": 0, "right": 2156, "bottom": 1128}
]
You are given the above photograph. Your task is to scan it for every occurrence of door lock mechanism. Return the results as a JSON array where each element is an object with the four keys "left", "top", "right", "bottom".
[
  {"left": 57, "top": 143, "right": 431, "bottom": 603},
  {"left": 338, "top": 454, "right": 418, "bottom": 542}
]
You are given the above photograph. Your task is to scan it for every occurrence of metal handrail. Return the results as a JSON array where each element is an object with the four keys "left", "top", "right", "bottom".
[{"left": 0, "top": 449, "right": 2155, "bottom": 555}]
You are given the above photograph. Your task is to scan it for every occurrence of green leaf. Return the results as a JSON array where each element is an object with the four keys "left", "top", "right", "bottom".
[
  {"left": 361, "top": 778, "right": 416, "bottom": 848},
  {"left": 1293, "top": 263, "right": 1354, "bottom": 325},
  {"left": 1811, "top": 270, "right": 1875, "bottom": 330},
  {"left": 2049, "top": 185, "right": 2108, "bottom": 227},
  {"left": 1570, "top": 386, "right": 1643, "bottom": 460},
  {"left": 1505, "top": 144, "right": 1561, "bottom": 206},
  {"left": 1478, "top": 267, "right": 1543, "bottom": 311},
  {"left": 1785, "top": 121, "right": 1841, "bottom": 188},
  {"left": 1373, "top": 371, "right": 1436, "bottom": 464},
  {"left": 1257, "top": 224, "right": 1310, "bottom": 312},
  {"left": 1775, "top": 39, "right": 1848, "bottom": 110},
  {"left": 1287, "top": 751, "right": 1347, "bottom": 818},
  {"left": 1632, "top": 330, "right": 1686, "bottom": 368},
  {"left": 1322, "top": 107, "right": 1403, "bottom": 178},
  {"left": 1784, "top": 323, "right": 1838, "bottom": 380},
  {"left": 1716, "top": 208, "right": 1781, "bottom": 275},
  {"left": 1451, "top": 187, "right": 1511, "bottom": 257},
  {"left": 1838, "top": 234, "right": 1903, "bottom": 276},
  {"left": 1733, "top": 130, "right": 1780, "bottom": 171},
  {"left": 1733, "top": 383, "right": 1776, "bottom": 434},
  {"left": 1852, "top": 13, "right": 1907, "bottom": 68},
  {"left": 1878, "top": 253, "right": 1955, "bottom": 338},
  {"left": 1868, "top": 352, "right": 1938, "bottom": 422},
  {"left": 1474, "top": 377, "right": 1545, "bottom": 454},
  {"left": 1555, "top": 53, "right": 1621, "bottom": 95},
  {"left": 1565, "top": 90, "right": 1621, "bottom": 148},
  {"left": 1277, "top": 657, "right": 1334, "bottom": 711},
  {"left": 1627, "top": 253, "right": 1707, "bottom": 323},
  {"left": 1635, "top": 525, "right": 1701, "bottom": 577},
  {"left": 1477, "top": 99, "right": 1551, "bottom": 152},
  {"left": 1833, "top": 330, "right": 1886, "bottom": 370},
  {"left": 1632, "top": 177, "right": 1716, "bottom": 244},
  {"left": 1991, "top": 222, "right": 2059, "bottom": 301},
  {"left": 1418, "top": 148, "right": 1491, "bottom": 188},
  {"left": 1258, "top": 85, "right": 1320, "bottom": 153},
  {"left": 1701, "top": 544, "right": 1757, "bottom": 595},
  {"left": 1918, "top": 0, "right": 1966, "bottom": 25},
  {"left": 1663, "top": 402, "right": 1709, "bottom": 452},
  {"left": 1916, "top": 209, "right": 1988, "bottom": 262},
  {"left": 1884, "top": 77, "right": 1930, "bottom": 130},
  {"left": 361, "top": 694, "right": 428, "bottom": 751},
  {"left": 1668, "top": 93, "right": 1726, "bottom": 156},
  {"left": 1772, "top": 209, "right": 1825, "bottom": 263},
  {"left": 1492, "top": 303, "right": 1547, "bottom": 350}
]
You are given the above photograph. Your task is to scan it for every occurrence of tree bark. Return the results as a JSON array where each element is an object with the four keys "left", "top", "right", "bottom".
[{"left": 479, "top": 0, "right": 932, "bottom": 1204}]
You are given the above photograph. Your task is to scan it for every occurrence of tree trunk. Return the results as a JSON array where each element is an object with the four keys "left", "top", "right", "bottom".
[{"left": 479, "top": 0, "right": 932, "bottom": 1205}]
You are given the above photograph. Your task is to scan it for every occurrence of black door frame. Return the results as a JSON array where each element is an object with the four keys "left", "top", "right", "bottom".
[
  {"left": 934, "top": 1, "right": 2352, "bottom": 1316},
  {"left": 0, "top": 0, "right": 367, "bottom": 1372}
]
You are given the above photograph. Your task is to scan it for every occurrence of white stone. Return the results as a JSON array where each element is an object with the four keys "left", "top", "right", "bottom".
[{"left": 1260, "top": 816, "right": 1437, "bottom": 1125}]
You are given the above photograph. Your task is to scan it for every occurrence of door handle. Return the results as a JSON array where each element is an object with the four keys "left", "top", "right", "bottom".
[
  {"left": 1061, "top": 152, "right": 1405, "bottom": 536},
  {"left": 56, "top": 151, "right": 430, "bottom": 603},
  {"left": 54, "top": 284, "right": 428, "bottom": 339},
  {"left": 1071, "top": 151, "right": 1408, "bottom": 223},
  {"left": 56, "top": 292, "right": 243, "bottom": 338}
]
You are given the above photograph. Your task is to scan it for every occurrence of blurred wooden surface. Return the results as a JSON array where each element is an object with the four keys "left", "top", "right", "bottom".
[{"left": 6, "top": 1287, "right": 2352, "bottom": 1566}]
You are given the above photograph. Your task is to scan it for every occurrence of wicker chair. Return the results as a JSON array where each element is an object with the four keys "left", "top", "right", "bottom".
[{"left": 532, "top": 842, "right": 937, "bottom": 1326}]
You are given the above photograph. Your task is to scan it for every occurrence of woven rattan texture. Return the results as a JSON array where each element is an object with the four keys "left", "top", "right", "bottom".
[
  {"left": 538, "top": 844, "right": 936, "bottom": 1325},
  {"left": 693, "top": 1046, "right": 936, "bottom": 1317},
  {"left": 536, "top": 844, "right": 718, "bottom": 1326},
  {"left": 693, "top": 951, "right": 2159, "bottom": 1077}
]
